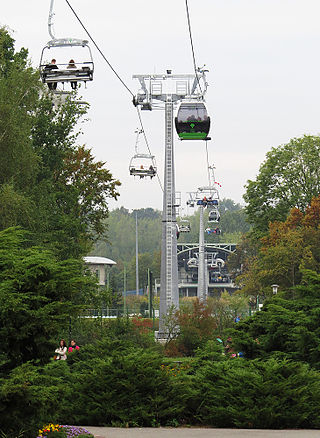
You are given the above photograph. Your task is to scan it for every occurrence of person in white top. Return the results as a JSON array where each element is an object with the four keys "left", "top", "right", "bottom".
[
  {"left": 55, "top": 339, "right": 67, "bottom": 360},
  {"left": 67, "top": 59, "right": 78, "bottom": 90}
]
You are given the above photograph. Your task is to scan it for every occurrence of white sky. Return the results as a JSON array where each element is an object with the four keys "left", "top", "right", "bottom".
[{"left": 2, "top": 1, "right": 320, "bottom": 211}]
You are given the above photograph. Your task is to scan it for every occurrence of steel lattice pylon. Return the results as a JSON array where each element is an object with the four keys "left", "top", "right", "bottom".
[{"left": 133, "top": 71, "right": 208, "bottom": 338}]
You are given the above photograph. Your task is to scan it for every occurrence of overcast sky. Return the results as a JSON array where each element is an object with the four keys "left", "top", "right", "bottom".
[{"left": 2, "top": 0, "right": 320, "bottom": 211}]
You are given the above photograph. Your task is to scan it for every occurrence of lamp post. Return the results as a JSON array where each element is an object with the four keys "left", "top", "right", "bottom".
[
  {"left": 123, "top": 266, "right": 127, "bottom": 316},
  {"left": 272, "top": 284, "right": 279, "bottom": 295}
]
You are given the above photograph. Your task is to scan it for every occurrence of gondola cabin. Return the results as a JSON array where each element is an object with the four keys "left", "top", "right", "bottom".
[
  {"left": 208, "top": 209, "right": 220, "bottom": 223},
  {"left": 129, "top": 154, "right": 157, "bottom": 179},
  {"left": 175, "top": 101, "right": 210, "bottom": 140}
]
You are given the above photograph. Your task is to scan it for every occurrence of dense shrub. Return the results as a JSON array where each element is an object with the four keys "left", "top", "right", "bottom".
[
  {"left": 191, "top": 358, "right": 320, "bottom": 429},
  {"left": 231, "top": 270, "right": 320, "bottom": 368},
  {"left": 59, "top": 347, "right": 189, "bottom": 426},
  {"left": 3, "top": 340, "right": 320, "bottom": 431},
  {"left": 0, "top": 361, "right": 68, "bottom": 437}
]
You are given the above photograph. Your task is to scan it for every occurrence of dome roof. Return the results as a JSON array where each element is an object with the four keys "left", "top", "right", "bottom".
[{"left": 84, "top": 256, "right": 116, "bottom": 266}]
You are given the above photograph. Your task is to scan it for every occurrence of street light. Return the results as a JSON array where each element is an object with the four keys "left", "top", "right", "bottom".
[{"left": 272, "top": 284, "right": 279, "bottom": 295}]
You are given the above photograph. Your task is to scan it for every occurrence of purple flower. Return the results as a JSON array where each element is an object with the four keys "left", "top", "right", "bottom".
[{"left": 59, "top": 426, "right": 91, "bottom": 438}]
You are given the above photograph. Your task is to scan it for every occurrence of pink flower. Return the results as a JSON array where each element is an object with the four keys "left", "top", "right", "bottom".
[
  {"left": 68, "top": 347, "right": 73, "bottom": 353},
  {"left": 75, "top": 346, "right": 80, "bottom": 350}
]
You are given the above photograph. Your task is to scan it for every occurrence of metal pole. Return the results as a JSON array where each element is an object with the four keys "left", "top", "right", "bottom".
[
  {"left": 198, "top": 205, "right": 206, "bottom": 302},
  {"left": 123, "top": 266, "right": 127, "bottom": 316},
  {"left": 48, "top": 0, "right": 56, "bottom": 39},
  {"left": 135, "top": 212, "right": 139, "bottom": 296},
  {"left": 148, "top": 268, "right": 151, "bottom": 318},
  {"left": 159, "top": 95, "right": 179, "bottom": 337}
]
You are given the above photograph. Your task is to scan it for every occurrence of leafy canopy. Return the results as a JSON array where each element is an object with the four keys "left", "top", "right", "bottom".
[{"left": 244, "top": 135, "right": 320, "bottom": 232}]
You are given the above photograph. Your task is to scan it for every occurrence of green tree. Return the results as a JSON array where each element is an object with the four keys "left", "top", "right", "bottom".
[
  {"left": 29, "top": 93, "right": 121, "bottom": 258},
  {"left": 0, "top": 27, "right": 120, "bottom": 259},
  {"left": 235, "top": 196, "right": 320, "bottom": 297},
  {"left": 165, "top": 299, "right": 218, "bottom": 357},
  {"left": 0, "top": 27, "right": 40, "bottom": 231},
  {"left": 231, "top": 270, "right": 320, "bottom": 369},
  {"left": 0, "top": 227, "right": 95, "bottom": 370},
  {"left": 209, "top": 291, "right": 249, "bottom": 336},
  {"left": 244, "top": 135, "right": 320, "bottom": 232}
]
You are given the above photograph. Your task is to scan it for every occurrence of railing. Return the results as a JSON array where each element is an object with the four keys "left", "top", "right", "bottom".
[{"left": 81, "top": 308, "right": 158, "bottom": 318}]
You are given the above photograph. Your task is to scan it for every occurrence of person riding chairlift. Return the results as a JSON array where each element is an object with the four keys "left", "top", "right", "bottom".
[
  {"left": 45, "top": 58, "right": 58, "bottom": 90},
  {"left": 67, "top": 59, "right": 78, "bottom": 90}
]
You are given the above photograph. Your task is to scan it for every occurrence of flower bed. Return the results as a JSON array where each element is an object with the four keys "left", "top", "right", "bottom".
[{"left": 38, "top": 424, "right": 93, "bottom": 438}]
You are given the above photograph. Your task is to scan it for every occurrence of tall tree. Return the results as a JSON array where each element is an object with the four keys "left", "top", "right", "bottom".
[
  {"left": 244, "top": 135, "right": 320, "bottom": 232},
  {"left": 234, "top": 196, "right": 320, "bottom": 298},
  {"left": 0, "top": 27, "right": 121, "bottom": 259},
  {"left": 0, "top": 227, "right": 96, "bottom": 371},
  {"left": 231, "top": 269, "right": 320, "bottom": 368},
  {"left": 0, "top": 27, "right": 40, "bottom": 231}
]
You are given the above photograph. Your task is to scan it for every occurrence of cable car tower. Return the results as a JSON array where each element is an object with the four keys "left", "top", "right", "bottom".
[
  {"left": 187, "top": 163, "right": 220, "bottom": 302},
  {"left": 133, "top": 69, "right": 209, "bottom": 337}
]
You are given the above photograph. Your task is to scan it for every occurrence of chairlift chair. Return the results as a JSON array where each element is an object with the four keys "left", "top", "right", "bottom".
[
  {"left": 129, "top": 154, "right": 157, "bottom": 179},
  {"left": 207, "top": 199, "right": 219, "bottom": 207},
  {"left": 179, "top": 219, "right": 191, "bottom": 233},
  {"left": 187, "top": 257, "right": 198, "bottom": 268},
  {"left": 206, "top": 227, "right": 221, "bottom": 235},
  {"left": 39, "top": 38, "right": 94, "bottom": 87},
  {"left": 209, "top": 258, "right": 225, "bottom": 269},
  {"left": 187, "top": 200, "right": 195, "bottom": 207}
]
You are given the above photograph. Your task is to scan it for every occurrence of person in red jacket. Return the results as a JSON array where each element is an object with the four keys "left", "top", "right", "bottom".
[{"left": 68, "top": 339, "right": 80, "bottom": 353}]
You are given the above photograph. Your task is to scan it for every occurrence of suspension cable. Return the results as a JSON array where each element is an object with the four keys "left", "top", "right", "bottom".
[
  {"left": 205, "top": 140, "right": 211, "bottom": 187},
  {"left": 64, "top": 0, "right": 135, "bottom": 97},
  {"left": 64, "top": 0, "right": 164, "bottom": 193},
  {"left": 136, "top": 108, "right": 164, "bottom": 192},
  {"left": 185, "top": 0, "right": 202, "bottom": 94}
]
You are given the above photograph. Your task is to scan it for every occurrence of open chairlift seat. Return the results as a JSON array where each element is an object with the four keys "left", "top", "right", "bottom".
[
  {"left": 129, "top": 154, "right": 157, "bottom": 179},
  {"left": 179, "top": 219, "right": 191, "bottom": 233},
  {"left": 39, "top": 38, "right": 94, "bottom": 86}
]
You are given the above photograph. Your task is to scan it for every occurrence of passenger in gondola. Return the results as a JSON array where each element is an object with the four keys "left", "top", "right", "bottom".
[
  {"left": 149, "top": 165, "right": 155, "bottom": 178},
  {"left": 187, "top": 114, "right": 196, "bottom": 121},
  {"left": 67, "top": 59, "right": 78, "bottom": 90},
  {"left": 45, "top": 59, "right": 58, "bottom": 90}
]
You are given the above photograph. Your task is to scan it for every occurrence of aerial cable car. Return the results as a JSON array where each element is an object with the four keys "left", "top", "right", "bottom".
[
  {"left": 179, "top": 219, "right": 191, "bottom": 233},
  {"left": 39, "top": 0, "right": 94, "bottom": 92},
  {"left": 129, "top": 129, "right": 157, "bottom": 179},
  {"left": 175, "top": 100, "right": 210, "bottom": 140},
  {"left": 207, "top": 198, "right": 219, "bottom": 207},
  {"left": 208, "top": 209, "right": 220, "bottom": 223},
  {"left": 187, "top": 257, "right": 198, "bottom": 268},
  {"left": 205, "top": 227, "right": 221, "bottom": 235}
]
